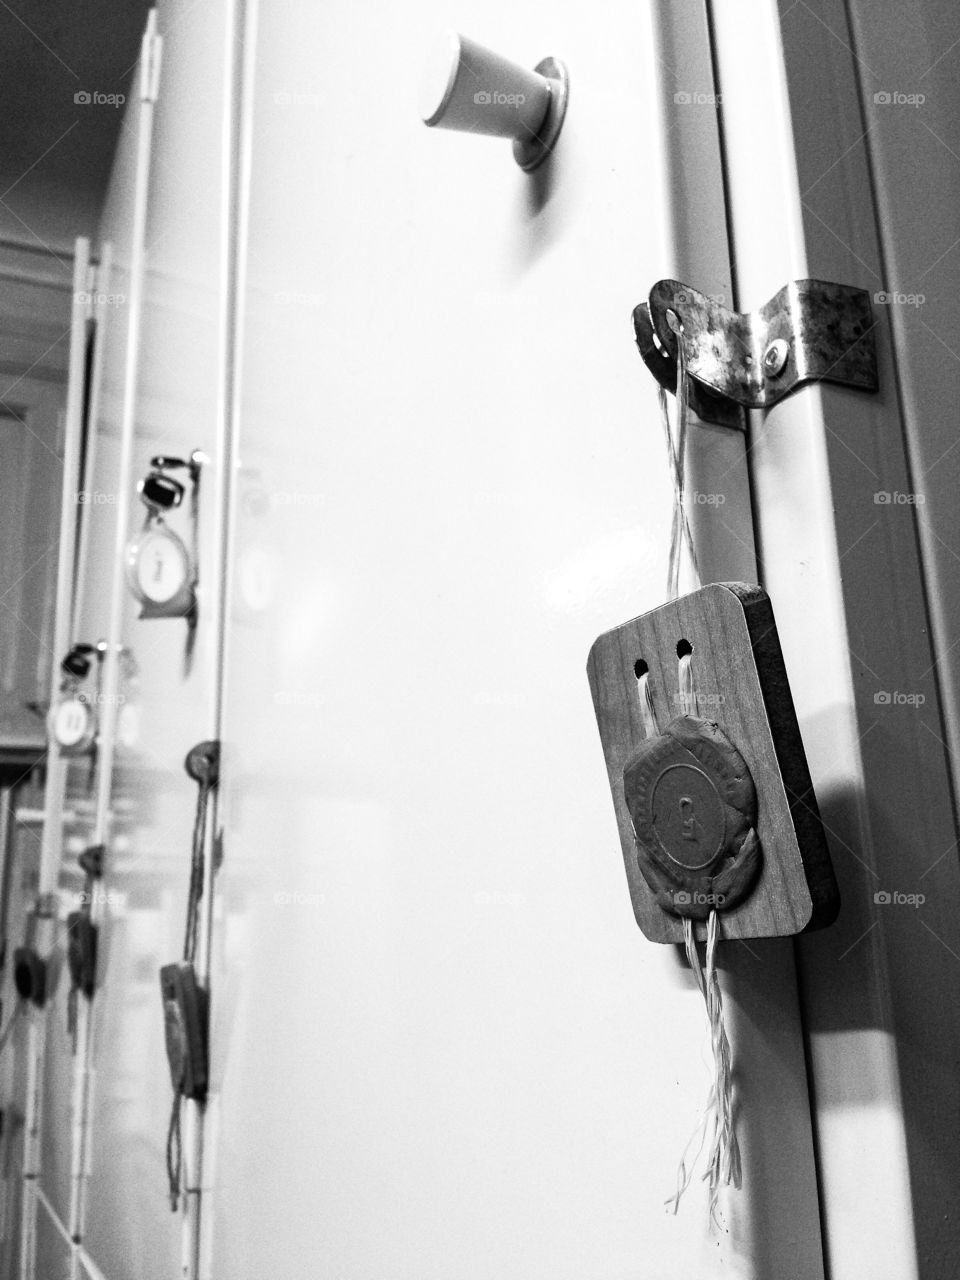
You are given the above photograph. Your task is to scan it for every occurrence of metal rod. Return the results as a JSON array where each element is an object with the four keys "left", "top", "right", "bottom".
[
  {"left": 73, "top": 241, "right": 114, "bottom": 641},
  {"left": 18, "top": 235, "right": 91, "bottom": 1280}
]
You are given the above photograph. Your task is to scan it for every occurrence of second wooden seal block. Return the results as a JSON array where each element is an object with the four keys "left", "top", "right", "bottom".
[{"left": 587, "top": 582, "right": 839, "bottom": 943}]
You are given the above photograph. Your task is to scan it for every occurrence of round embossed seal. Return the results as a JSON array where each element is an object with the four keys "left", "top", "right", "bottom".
[{"left": 622, "top": 715, "right": 762, "bottom": 919}]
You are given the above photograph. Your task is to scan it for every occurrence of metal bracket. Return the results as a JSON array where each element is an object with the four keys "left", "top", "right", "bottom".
[{"left": 633, "top": 279, "right": 879, "bottom": 429}]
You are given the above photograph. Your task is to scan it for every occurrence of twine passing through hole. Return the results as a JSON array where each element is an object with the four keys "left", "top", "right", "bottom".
[
  {"left": 677, "top": 651, "right": 698, "bottom": 718},
  {"left": 658, "top": 322, "right": 701, "bottom": 602},
  {"left": 642, "top": 349, "right": 740, "bottom": 1221},
  {"left": 659, "top": 648, "right": 740, "bottom": 1221}
]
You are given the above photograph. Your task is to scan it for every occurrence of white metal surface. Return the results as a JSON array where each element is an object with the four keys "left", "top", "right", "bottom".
[{"left": 206, "top": 1, "right": 823, "bottom": 1276}]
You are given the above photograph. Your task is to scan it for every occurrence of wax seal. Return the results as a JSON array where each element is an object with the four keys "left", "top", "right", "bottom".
[{"left": 622, "top": 715, "right": 762, "bottom": 918}]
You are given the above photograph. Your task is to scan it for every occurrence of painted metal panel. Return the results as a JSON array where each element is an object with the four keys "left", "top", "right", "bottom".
[{"left": 207, "top": 2, "right": 824, "bottom": 1277}]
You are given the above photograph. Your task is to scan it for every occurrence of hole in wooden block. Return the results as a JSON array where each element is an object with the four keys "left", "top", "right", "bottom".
[
  {"left": 634, "top": 659, "right": 648, "bottom": 679},
  {"left": 676, "top": 638, "right": 693, "bottom": 659}
]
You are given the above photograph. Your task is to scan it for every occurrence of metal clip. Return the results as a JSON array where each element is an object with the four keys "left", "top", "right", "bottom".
[{"left": 633, "top": 279, "right": 879, "bottom": 429}]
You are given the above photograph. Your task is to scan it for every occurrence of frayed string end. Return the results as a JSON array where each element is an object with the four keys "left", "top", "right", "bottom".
[{"left": 667, "top": 910, "right": 740, "bottom": 1225}]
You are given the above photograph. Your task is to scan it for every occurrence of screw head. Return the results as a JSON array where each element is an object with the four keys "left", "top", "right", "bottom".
[{"left": 763, "top": 338, "right": 790, "bottom": 377}]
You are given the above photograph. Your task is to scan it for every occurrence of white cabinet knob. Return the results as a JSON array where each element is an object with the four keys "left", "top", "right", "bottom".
[{"left": 420, "top": 32, "right": 569, "bottom": 172}]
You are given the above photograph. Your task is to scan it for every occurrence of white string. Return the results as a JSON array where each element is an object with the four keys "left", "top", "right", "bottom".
[
  {"left": 650, "top": 361, "right": 739, "bottom": 1219},
  {"left": 677, "top": 652, "right": 698, "bottom": 718},
  {"left": 636, "top": 671, "right": 659, "bottom": 739},
  {"left": 658, "top": 327, "right": 701, "bottom": 601},
  {"left": 666, "top": 913, "right": 740, "bottom": 1223},
  {"left": 665, "top": 657, "right": 740, "bottom": 1225},
  {"left": 703, "top": 909, "right": 741, "bottom": 1216}
]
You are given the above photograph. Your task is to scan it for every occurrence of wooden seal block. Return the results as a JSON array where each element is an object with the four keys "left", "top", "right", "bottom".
[{"left": 587, "top": 582, "right": 839, "bottom": 942}]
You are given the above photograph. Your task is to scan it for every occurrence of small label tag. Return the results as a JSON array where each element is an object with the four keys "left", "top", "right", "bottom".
[
  {"left": 51, "top": 697, "right": 94, "bottom": 753},
  {"left": 126, "top": 524, "right": 195, "bottom": 618}
]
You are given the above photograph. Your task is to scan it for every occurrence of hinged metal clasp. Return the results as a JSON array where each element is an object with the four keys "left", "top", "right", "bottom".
[{"left": 633, "top": 279, "right": 879, "bottom": 429}]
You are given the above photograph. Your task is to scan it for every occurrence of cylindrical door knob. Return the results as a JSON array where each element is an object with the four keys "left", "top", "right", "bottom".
[{"left": 420, "top": 32, "right": 569, "bottom": 172}]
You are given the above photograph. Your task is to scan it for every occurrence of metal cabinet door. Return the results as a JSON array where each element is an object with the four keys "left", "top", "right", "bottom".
[
  {"left": 24, "top": 5, "right": 232, "bottom": 1279},
  {"left": 207, "top": 3, "right": 825, "bottom": 1278}
]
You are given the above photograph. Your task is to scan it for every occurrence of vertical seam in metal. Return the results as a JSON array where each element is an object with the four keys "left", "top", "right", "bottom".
[
  {"left": 702, "top": 0, "right": 769, "bottom": 586},
  {"left": 840, "top": 0, "right": 960, "bottom": 858},
  {"left": 702, "top": 2, "right": 830, "bottom": 1274}
]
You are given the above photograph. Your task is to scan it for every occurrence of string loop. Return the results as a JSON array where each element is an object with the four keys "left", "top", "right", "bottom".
[{"left": 658, "top": 327, "right": 701, "bottom": 601}]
